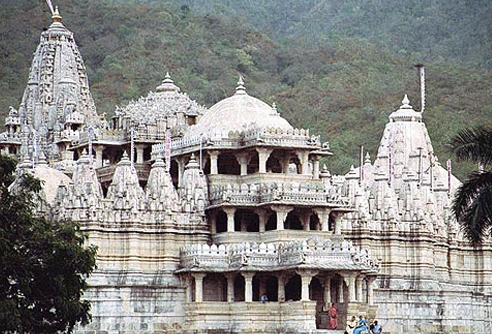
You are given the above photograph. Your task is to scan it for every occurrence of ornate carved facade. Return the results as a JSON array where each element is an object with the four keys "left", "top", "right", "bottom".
[{"left": 2, "top": 8, "right": 491, "bottom": 334}]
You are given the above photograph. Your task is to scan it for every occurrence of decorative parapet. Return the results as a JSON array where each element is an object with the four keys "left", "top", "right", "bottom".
[
  {"left": 178, "top": 238, "right": 380, "bottom": 273},
  {"left": 208, "top": 181, "right": 351, "bottom": 208},
  {"left": 151, "top": 127, "right": 328, "bottom": 159}
]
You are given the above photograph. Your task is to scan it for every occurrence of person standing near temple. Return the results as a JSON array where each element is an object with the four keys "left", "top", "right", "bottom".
[{"left": 328, "top": 303, "right": 338, "bottom": 329}]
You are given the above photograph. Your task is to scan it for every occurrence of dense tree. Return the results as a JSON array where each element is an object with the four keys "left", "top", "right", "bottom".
[
  {"left": 451, "top": 127, "right": 492, "bottom": 246},
  {"left": 0, "top": 155, "right": 97, "bottom": 333}
]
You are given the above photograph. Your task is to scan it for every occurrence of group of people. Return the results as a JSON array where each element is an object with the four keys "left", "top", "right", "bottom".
[
  {"left": 327, "top": 303, "right": 382, "bottom": 334},
  {"left": 345, "top": 315, "right": 381, "bottom": 334}
]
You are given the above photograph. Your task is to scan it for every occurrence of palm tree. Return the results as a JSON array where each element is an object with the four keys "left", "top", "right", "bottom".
[{"left": 450, "top": 126, "right": 492, "bottom": 246}]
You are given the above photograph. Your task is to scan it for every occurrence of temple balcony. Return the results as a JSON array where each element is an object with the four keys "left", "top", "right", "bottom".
[
  {"left": 212, "top": 230, "right": 342, "bottom": 245},
  {"left": 206, "top": 173, "right": 350, "bottom": 209}
]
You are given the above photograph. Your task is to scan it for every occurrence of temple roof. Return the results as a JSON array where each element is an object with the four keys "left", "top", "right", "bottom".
[
  {"left": 114, "top": 73, "right": 206, "bottom": 125},
  {"left": 19, "top": 6, "right": 98, "bottom": 130},
  {"left": 186, "top": 77, "right": 293, "bottom": 137}
]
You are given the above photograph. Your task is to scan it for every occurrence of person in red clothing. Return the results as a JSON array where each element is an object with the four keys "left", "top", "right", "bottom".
[{"left": 328, "top": 303, "right": 338, "bottom": 330}]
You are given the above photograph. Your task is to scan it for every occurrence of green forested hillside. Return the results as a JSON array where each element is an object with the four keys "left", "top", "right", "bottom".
[{"left": 1, "top": 0, "right": 491, "bottom": 178}]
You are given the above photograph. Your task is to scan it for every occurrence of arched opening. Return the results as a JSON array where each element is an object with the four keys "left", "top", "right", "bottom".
[
  {"left": 285, "top": 212, "right": 303, "bottom": 230},
  {"left": 252, "top": 274, "right": 279, "bottom": 302},
  {"left": 216, "top": 210, "right": 228, "bottom": 233},
  {"left": 234, "top": 274, "right": 245, "bottom": 301},
  {"left": 310, "top": 213, "right": 320, "bottom": 231},
  {"left": 247, "top": 151, "right": 259, "bottom": 174},
  {"left": 266, "top": 275, "right": 279, "bottom": 301},
  {"left": 265, "top": 212, "right": 277, "bottom": 231},
  {"left": 285, "top": 274, "right": 301, "bottom": 301},
  {"left": 266, "top": 155, "right": 282, "bottom": 173},
  {"left": 234, "top": 209, "right": 259, "bottom": 232},
  {"left": 143, "top": 146, "right": 152, "bottom": 162},
  {"left": 170, "top": 160, "right": 179, "bottom": 188},
  {"left": 203, "top": 273, "right": 227, "bottom": 301},
  {"left": 218, "top": 152, "right": 240, "bottom": 175},
  {"left": 329, "top": 212, "right": 337, "bottom": 231},
  {"left": 190, "top": 276, "right": 196, "bottom": 302},
  {"left": 310, "top": 276, "right": 325, "bottom": 329},
  {"left": 203, "top": 156, "right": 211, "bottom": 175},
  {"left": 288, "top": 155, "right": 301, "bottom": 174}
]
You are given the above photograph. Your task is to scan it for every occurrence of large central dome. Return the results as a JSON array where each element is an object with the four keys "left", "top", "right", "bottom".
[{"left": 186, "top": 78, "right": 293, "bottom": 136}]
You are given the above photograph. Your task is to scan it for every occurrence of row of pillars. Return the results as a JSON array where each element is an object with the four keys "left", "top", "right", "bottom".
[
  {"left": 88, "top": 144, "right": 146, "bottom": 168},
  {"left": 210, "top": 207, "right": 341, "bottom": 234},
  {"left": 187, "top": 271, "right": 376, "bottom": 305},
  {"left": 174, "top": 148, "right": 320, "bottom": 186}
]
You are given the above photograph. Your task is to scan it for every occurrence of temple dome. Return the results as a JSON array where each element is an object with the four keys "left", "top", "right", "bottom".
[
  {"left": 186, "top": 78, "right": 293, "bottom": 136},
  {"left": 115, "top": 73, "right": 206, "bottom": 125}
]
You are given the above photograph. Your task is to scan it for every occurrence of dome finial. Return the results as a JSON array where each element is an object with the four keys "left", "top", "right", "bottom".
[
  {"left": 236, "top": 76, "right": 246, "bottom": 95},
  {"left": 402, "top": 94, "right": 410, "bottom": 106},
  {"left": 52, "top": 6, "right": 62, "bottom": 23}
]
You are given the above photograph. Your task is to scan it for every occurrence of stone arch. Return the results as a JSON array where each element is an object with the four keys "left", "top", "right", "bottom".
[
  {"left": 265, "top": 212, "right": 277, "bottom": 231},
  {"left": 285, "top": 211, "right": 303, "bottom": 230},
  {"left": 170, "top": 160, "right": 179, "bottom": 188},
  {"left": 253, "top": 273, "right": 278, "bottom": 301},
  {"left": 234, "top": 273, "right": 245, "bottom": 301},
  {"left": 218, "top": 152, "right": 240, "bottom": 175},
  {"left": 285, "top": 274, "right": 301, "bottom": 301},
  {"left": 288, "top": 155, "right": 301, "bottom": 174},
  {"left": 203, "top": 273, "right": 227, "bottom": 301},
  {"left": 266, "top": 154, "right": 282, "bottom": 173},
  {"left": 309, "top": 212, "right": 321, "bottom": 230},
  {"left": 234, "top": 209, "right": 259, "bottom": 232},
  {"left": 216, "top": 210, "right": 228, "bottom": 233},
  {"left": 247, "top": 151, "right": 259, "bottom": 174}
]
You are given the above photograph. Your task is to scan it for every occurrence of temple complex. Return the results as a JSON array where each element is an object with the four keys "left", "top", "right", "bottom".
[{"left": 1, "top": 7, "right": 491, "bottom": 334}]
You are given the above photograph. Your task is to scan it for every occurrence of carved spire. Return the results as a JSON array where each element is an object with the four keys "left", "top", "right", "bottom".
[{"left": 7, "top": 5, "right": 99, "bottom": 162}]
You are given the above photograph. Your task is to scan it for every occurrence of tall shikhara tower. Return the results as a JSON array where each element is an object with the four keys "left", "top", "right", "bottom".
[{"left": 0, "top": 7, "right": 100, "bottom": 166}]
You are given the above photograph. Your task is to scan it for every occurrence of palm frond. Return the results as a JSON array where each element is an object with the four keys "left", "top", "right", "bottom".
[
  {"left": 452, "top": 171, "right": 492, "bottom": 246},
  {"left": 450, "top": 126, "right": 492, "bottom": 166}
]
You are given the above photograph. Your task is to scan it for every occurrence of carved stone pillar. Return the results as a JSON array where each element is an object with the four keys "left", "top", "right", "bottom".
[
  {"left": 236, "top": 152, "right": 251, "bottom": 176},
  {"left": 280, "top": 156, "right": 290, "bottom": 174},
  {"left": 135, "top": 144, "right": 145, "bottom": 164},
  {"left": 208, "top": 150, "right": 219, "bottom": 175},
  {"left": 277, "top": 274, "right": 286, "bottom": 302},
  {"left": 257, "top": 147, "right": 273, "bottom": 174},
  {"left": 94, "top": 145, "right": 103, "bottom": 168},
  {"left": 301, "top": 212, "right": 310, "bottom": 231},
  {"left": 243, "top": 272, "right": 255, "bottom": 302},
  {"left": 338, "top": 279, "right": 344, "bottom": 303},
  {"left": 186, "top": 276, "right": 193, "bottom": 302},
  {"left": 210, "top": 210, "right": 218, "bottom": 234},
  {"left": 223, "top": 207, "right": 236, "bottom": 232},
  {"left": 313, "top": 157, "right": 320, "bottom": 179},
  {"left": 324, "top": 275, "right": 332, "bottom": 305},
  {"left": 298, "top": 151, "right": 310, "bottom": 175},
  {"left": 356, "top": 276, "right": 364, "bottom": 302},
  {"left": 225, "top": 273, "right": 235, "bottom": 302},
  {"left": 343, "top": 274, "right": 357, "bottom": 302},
  {"left": 367, "top": 276, "right": 377, "bottom": 305},
  {"left": 298, "top": 270, "right": 318, "bottom": 301},
  {"left": 257, "top": 209, "right": 268, "bottom": 232},
  {"left": 192, "top": 273, "right": 206, "bottom": 303},
  {"left": 272, "top": 205, "right": 291, "bottom": 231},
  {"left": 177, "top": 156, "right": 187, "bottom": 188},
  {"left": 315, "top": 208, "right": 331, "bottom": 232}
]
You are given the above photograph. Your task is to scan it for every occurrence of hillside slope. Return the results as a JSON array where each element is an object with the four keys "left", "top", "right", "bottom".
[{"left": 1, "top": 0, "right": 491, "bottom": 178}]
